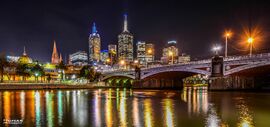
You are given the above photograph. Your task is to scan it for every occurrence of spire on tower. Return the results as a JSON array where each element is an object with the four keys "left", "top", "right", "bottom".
[
  {"left": 92, "top": 22, "right": 97, "bottom": 34},
  {"left": 59, "top": 53, "right": 63, "bottom": 62},
  {"left": 23, "top": 46, "right": 27, "bottom": 56},
  {"left": 123, "top": 13, "right": 128, "bottom": 32},
  {"left": 51, "top": 40, "right": 60, "bottom": 64}
]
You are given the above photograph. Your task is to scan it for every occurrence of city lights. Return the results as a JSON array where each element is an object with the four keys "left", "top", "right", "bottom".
[
  {"left": 247, "top": 37, "right": 254, "bottom": 56},
  {"left": 212, "top": 45, "right": 222, "bottom": 55}
]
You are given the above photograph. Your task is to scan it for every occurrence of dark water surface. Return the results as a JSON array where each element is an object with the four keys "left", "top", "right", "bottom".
[{"left": 0, "top": 88, "right": 270, "bottom": 127}]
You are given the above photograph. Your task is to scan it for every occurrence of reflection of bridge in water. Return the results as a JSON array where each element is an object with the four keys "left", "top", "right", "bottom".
[{"left": 102, "top": 53, "right": 270, "bottom": 89}]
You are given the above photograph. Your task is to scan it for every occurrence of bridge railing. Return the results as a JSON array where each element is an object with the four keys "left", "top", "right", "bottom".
[{"left": 102, "top": 52, "right": 270, "bottom": 73}]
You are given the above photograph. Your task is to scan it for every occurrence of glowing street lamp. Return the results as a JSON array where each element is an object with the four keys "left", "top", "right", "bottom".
[
  {"left": 169, "top": 51, "right": 174, "bottom": 64},
  {"left": 224, "top": 31, "right": 231, "bottom": 57},
  {"left": 247, "top": 37, "right": 254, "bottom": 57},
  {"left": 212, "top": 45, "right": 222, "bottom": 55}
]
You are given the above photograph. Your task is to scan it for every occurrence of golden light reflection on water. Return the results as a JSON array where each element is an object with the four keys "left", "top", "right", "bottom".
[
  {"left": 94, "top": 90, "right": 101, "bottom": 127},
  {"left": 3, "top": 92, "right": 11, "bottom": 121},
  {"left": 182, "top": 87, "right": 208, "bottom": 115},
  {"left": 105, "top": 89, "right": 113, "bottom": 127},
  {"left": 144, "top": 99, "right": 153, "bottom": 127},
  {"left": 133, "top": 98, "right": 141, "bottom": 127},
  {"left": 0, "top": 89, "right": 265, "bottom": 127},
  {"left": 237, "top": 100, "right": 254, "bottom": 127},
  {"left": 119, "top": 89, "right": 127, "bottom": 127},
  {"left": 162, "top": 99, "right": 175, "bottom": 127}
]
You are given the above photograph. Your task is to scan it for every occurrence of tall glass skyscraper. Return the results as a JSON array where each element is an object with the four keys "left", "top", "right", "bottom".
[
  {"left": 118, "top": 14, "right": 134, "bottom": 62},
  {"left": 89, "top": 22, "right": 101, "bottom": 63}
]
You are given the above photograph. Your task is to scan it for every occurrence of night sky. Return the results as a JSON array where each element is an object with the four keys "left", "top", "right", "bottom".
[{"left": 0, "top": 0, "right": 270, "bottom": 62}]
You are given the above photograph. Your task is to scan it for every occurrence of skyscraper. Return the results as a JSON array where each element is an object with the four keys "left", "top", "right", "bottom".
[
  {"left": 136, "top": 41, "right": 155, "bottom": 65},
  {"left": 137, "top": 41, "right": 146, "bottom": 64},
  {"left": 51, "top": 41, "right": 60, "bottom": 64},
  {"left": 161, "top": 40, "right": 179, "bottom": 64},
  {"left": 89, "top": 22, "right": 101, "bottom": 64},
  {"left": 118, "top": 14, "right": 134, "bottom": 63},
  {"left": 108, "top": 44, "right": 117, "bottom": 65},
  {"left": 69, "top": 51, "right": 88, "bottom": 66}
]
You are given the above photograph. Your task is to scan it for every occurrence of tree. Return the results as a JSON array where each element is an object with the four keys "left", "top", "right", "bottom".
[
  {"left": 30, "top": 64, "right": 45, "bottom": 82},
  {"left": 56, "top": 61, "right": 67, "bottom": 82},
  {"left": 0, "top": 53, "right": 8, "bottom": 82},
  {"left": 79, "top": 65, "right": 101, "bottom": 82},
  {"left": 16, "top": 64, "right": 30, "bottom": 81}
]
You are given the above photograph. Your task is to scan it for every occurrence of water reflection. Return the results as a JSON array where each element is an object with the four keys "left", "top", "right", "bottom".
[
  {"left": 182, "top": 87, "right": 208, "bottom": 115},
  {"left": 144, "top": 99, "right": 153, "bottom": 127},
  {"left": 162, "top": 99, "right": 175, "bottom": 127},
  {"left": 0, "top": 89, "right": 268, "bottom": 126}
]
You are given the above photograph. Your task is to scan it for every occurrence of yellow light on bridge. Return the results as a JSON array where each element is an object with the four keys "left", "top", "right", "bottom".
[
  {"left": 120, "top": 60, "right": 125, "bottom": 65},
  {"left": 247, "top": 37, "right": 254, "bottom": 44}
]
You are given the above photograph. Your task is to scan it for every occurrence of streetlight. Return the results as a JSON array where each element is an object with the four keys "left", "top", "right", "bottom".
[
  {"left": 212, "top": 45, "right": 222, "bottom": 55},
  {"left": 224, "top": 31, "right": 231, "bottom": 57},
  {"left": 247, "top": 37, "right": 254, "bottom": 57},
  {"left": 169, "top": 51, "right": 174, "bottom": 64},
  {"left": 120, "top": 60, "right": 126, "bottom": 69}
]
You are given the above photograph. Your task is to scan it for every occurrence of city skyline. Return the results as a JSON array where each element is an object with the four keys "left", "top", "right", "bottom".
[{"left": 0, "top": 0, "right": 270, "bottom": 62}]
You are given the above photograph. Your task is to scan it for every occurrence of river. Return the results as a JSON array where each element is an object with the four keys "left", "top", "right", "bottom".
[{"left": 0, "top": 88, "right": 270, "bottom": 126}]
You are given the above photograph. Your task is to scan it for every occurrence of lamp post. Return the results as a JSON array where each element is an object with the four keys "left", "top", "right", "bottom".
[
  {"left": 147, "top": 49, "right": 153, "bottom": 67},
  {"left": 120, "top": 60, "right": 126, "bottom": 70},
  {"left": 212, "top": 45, "right": 222, "bottom": 55},
  {"left": 224, "top": 32, "right": 231, "bottom": 57},
  {"left": 247, "top": 37, "right": 254, "bottom": 57}
]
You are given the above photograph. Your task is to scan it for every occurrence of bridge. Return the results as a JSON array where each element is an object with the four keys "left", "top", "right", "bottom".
[{"left": 101, "top": 53, "right": 270, "bottom": 89}]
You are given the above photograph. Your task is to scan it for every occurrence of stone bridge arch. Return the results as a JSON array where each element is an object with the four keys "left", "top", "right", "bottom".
[
  {"left": 225, "top": 61, "right": 270, "bottom": 75},
  {"left": 141, "top": 68, "right": 211, "bottom": 79},
  {"left": 101, "top": 73, "right": 135, "bottom": 81}
]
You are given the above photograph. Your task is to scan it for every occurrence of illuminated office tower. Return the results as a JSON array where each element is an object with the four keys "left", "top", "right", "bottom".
[
  {"left": 136, "top": 41, "right": 146, "bottom": 64},
  {"left": 108, "top": 44, "right": 117, "bottom": 65},
  {"left": 161, "top": 40, "right": 179, "bottom": 64},
  {"left": 69, "top": 51, "right": 88, "bottom": 66},
  {"left": 145, "top": 43, "right": 155, "bottom": 63},
  {"left": 89, "top": 22, "right": 101, "bottom": 63},
  {"left": 118, "top": 14, "right": 134, "bottom": 63}
]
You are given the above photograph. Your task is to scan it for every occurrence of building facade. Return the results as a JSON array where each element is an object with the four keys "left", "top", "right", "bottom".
[
  {"left": 100, "top": 50, "right": 109, "bottom": 63},
  {"left": 178, "top": 53, "right": 191, "bottom": 63},
  {"left": 118, "top": 14, "right": 134, "bottom": 63},
  {"left": 162, "top": 40, "right": 179, "bottom": 64},
  {"left": 69, "top": 51, "right": 88, "bottom": 66},
  {"left": 145, "top": 43, "right": 155, "bottom": 63},
  {"left": 108, "top": 44, "right": 117, "bottom": 65},
  {"left": 89, "top": 22, "right": 101, "bottom": 64},
  {"left": 137, "top": 41, "right": 146, "bottom": 64}
]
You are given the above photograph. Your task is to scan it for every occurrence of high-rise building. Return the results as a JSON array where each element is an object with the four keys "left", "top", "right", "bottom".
[
  {"left": 145, "top": 43, "right": 155, "bottom": 63},
  {"left": 118, "top": 14, "right": 134, "bottom": 63},
  {"left": 89, "top": 22, "right": 101, "bottom": 64},
  {"left": 136, "top": 42, "right": 155, "bottom": 65},
  {"left": 51, "top": 41, "right": 60, "bottom": 64},
  {"left": 100, "top": 50, "right": 109, "bottom": 63},
  {"left": 178, "top": 53, "right": 191, "bottom": 63},
  {"left": 108, "top": 44, "right": 117, "bottom": 65},
  {"left": 137, "top": 41, "right": 146, "bottom": 64},
  {"left": 161, "top": 40, "right": 179, "bottom": 64},
  {"left": 69, "top": 51, "right": 88, "bottom": 66}
]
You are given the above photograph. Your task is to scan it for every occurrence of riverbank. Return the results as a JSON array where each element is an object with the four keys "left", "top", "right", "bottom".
[{"left": 0, "top": 83, "right": 95, "bottom": 90}]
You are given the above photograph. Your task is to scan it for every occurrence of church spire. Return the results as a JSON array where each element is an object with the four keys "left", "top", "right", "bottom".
[
  {"left": 59, "top": 53, "right": 63, "bottom": 62},
  {"left": 92, "top": 22, "right": 97, "bottom": 34},
  {"left": 123, "top": 13, "right": 128, "bottom": 32},
  {"left": 51, "top": 40, "right": 60, "bottom": 64}
]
